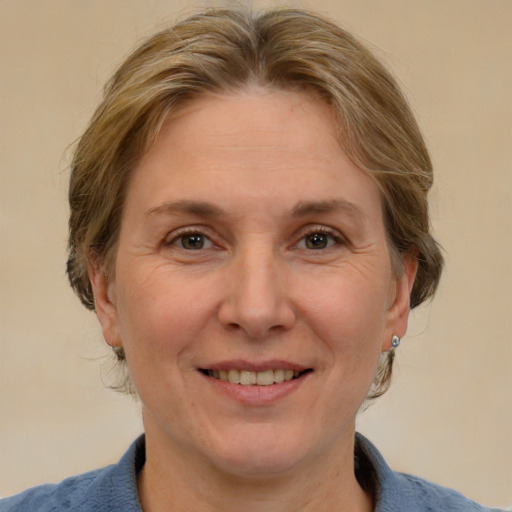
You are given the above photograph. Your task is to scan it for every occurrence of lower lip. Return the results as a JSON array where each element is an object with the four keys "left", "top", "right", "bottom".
[{"left": 201, "top": 372, "right": 310, "bottom": 405}]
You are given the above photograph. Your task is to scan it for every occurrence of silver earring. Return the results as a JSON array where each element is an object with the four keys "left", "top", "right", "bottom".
[{"left": 391, "top": 335, "right": 401, "bottom": 348}]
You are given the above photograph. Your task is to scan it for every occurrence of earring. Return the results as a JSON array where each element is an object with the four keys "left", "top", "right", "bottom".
[{"left": 391, "top": 335, "right": 401, "bottom": 348}]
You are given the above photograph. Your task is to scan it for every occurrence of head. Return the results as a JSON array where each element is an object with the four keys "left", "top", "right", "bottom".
[{"left": 67, "top": 7, "right": 443, "bottom": 400}]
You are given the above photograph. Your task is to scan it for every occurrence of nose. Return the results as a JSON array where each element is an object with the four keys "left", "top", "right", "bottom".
[{"left": 217, "top": 241, "right": 296, "bottom": 339}]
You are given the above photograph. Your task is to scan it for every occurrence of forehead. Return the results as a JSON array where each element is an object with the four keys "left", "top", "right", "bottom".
[
  {"left": 159, "top": 86, "right": 342, "bottom": 158},
  {"left": 124, "top": 87, "right": 382, "bottom": 222}
]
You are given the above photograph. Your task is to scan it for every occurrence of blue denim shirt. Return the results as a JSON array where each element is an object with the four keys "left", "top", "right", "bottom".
[{"left": 0, "top": 434, "right": 504, "bottom": 511}]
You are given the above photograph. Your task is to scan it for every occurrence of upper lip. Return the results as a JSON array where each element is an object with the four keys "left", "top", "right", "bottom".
[{"left": 199, "top": 359, "right": 311, "bottom": 372}]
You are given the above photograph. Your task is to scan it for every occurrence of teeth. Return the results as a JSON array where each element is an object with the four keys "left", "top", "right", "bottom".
[
  {"left": 207, "top": 369, "right": 302, "bottom": 386},
  {"left": 227, "top": 369, "right": 240, "bottom": 384},
  {"left": 256, "top": 370, "right": 274, "bottom": 386},
  {"left": 274, "top": 369, "right": 285, "bottom": 383},
  {"left": 240, "top": 371, "right": 257, "bottom": 385}
]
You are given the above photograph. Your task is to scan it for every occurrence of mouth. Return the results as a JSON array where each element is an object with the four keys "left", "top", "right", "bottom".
[{"left": 200, "top": 368, "right": 312, "bottom": 386}]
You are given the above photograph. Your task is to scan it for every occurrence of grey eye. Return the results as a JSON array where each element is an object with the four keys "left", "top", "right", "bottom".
[
  {"left": 304, "top": 232, "right": 333, "bottom": 250},
  {"left": 180, "top": 234, "right": 211, "bottom": 250}
]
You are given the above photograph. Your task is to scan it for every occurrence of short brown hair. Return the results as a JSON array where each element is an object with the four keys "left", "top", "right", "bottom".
[{"left": 67, "top": 7, "right": 443, "bottom": 398}]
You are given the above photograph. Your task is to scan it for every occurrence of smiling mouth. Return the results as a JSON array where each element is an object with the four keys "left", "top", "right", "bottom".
[{"left": 201, "top": 368, "right": 312, "bottom": 386}]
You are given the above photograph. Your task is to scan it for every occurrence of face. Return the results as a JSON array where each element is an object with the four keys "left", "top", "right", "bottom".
[{"left": 91, "top": 87, "right": 415, "bottom": 478}]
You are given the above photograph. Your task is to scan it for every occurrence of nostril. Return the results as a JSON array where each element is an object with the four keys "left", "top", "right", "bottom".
[{"left": 217, "top": 277, "right": 296, "bottom": 338}]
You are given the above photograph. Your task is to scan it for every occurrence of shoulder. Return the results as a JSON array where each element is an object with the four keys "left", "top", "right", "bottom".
[
  {"left": 355, "top": 433, "right": 504, "bottom": 512},
  {"left": 391, "top": 471, "right": 504, "bottom": 511},
  {"left": 0, "top": 436, "right": 145, "bottom": 512},
  {"left": 0, "top": 467, "right": 110, "bottom": 512}
]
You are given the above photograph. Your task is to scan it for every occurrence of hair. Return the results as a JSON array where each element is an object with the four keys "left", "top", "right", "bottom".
[{"left": 67, "top": 7, "right": 443, "bottom": 399}]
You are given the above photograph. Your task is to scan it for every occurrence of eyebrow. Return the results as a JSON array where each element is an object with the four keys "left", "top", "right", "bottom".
[
  {"left": 291, "top": 199, "right": 366, "bottom": 220},
  {"left": 144, "top": 198, "right": 366, "bottom": 222},
  {"left": 145, "top": 200, "right": 226, "bottom": 219}
]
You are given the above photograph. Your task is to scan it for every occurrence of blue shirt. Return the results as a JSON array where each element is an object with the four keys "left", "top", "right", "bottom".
[{"left": 0, "top": 434, "right": 504, "bottom": 511}]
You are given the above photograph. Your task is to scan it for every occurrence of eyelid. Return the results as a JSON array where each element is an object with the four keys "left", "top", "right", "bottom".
[
  {"left": 163, "top": 225, "right": 217, "bottom": 248},
  {"left": 293, "top": 225, "right": 347, "bottom": 249},
  {"left": 162, "top": 224, "right": 347, "bottom": 251}
]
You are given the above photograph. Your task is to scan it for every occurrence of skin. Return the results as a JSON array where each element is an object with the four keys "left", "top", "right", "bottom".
[{"left": 89, "top": 87, "right": 417, "bottom": 512}]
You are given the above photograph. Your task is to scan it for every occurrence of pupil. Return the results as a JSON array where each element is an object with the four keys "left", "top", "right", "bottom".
[
  {"left": 307, "top": 233, "right": 327, "bottom": 249},
  {"left": 182, "top": 234, "right": 204, "bottom": 249}
]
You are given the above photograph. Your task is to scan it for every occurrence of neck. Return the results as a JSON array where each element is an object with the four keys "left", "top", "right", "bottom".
[{"left": 137, "top": 426, "right": 373, "bottom": 512}]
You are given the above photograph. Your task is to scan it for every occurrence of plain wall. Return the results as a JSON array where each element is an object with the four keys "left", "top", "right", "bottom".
[{"left": 0, "top": 0, "right": 510, "bottom": 507}]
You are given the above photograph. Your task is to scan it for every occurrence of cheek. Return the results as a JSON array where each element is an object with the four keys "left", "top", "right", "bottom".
[
  {"left": 296, "top": 267, "right": 390, "bottom": 393},
  {"left": 113, "top": 263, "right": 226, "bottom": 370},
  {"left": 115, "top": 271, "right": 197, "bottom": 355},
  {"left": 299, "top": 268, "right": 390, "bottom": 345}
]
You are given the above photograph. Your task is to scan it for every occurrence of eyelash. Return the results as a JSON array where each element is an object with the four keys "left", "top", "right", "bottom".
[
  {"left": 163, "top": 226, "right": 346, "bottom": 252},
  {"left": 164, "top": 227, "right": 216, "bottom": 250},
  {"left": 294, "top": 227, "right": 346, "bottom": 251}
]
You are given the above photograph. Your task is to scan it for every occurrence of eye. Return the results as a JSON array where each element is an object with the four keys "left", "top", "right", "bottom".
[
  {"left": 296, "top": 229, "right": 342, "bottom": 250},
  {"left": 170, "top": 232, "right": 214, "bottom": 250}
]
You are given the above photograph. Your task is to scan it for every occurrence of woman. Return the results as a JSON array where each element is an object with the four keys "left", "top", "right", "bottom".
[{"left": 0, "top": 7, "right": 503, "bottom": 512}]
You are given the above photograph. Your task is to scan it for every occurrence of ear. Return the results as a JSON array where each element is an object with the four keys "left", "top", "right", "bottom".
[
  {"left": 382, "top": 252, "right": 418, "bottom": 351},
  {"left": 87, "top": 259, "right": 122, "bottom": 348}
]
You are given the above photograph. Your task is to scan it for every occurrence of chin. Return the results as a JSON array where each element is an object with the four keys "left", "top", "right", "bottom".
[{"left": 205, "top": 424, "right": 319, "bottom": 478}]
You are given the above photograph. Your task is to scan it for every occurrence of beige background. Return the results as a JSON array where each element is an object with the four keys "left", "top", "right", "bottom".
[{"left": 0, "top": 0, "right": 510, "bottom": 508}]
